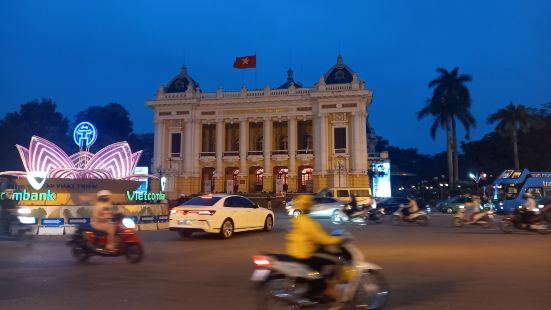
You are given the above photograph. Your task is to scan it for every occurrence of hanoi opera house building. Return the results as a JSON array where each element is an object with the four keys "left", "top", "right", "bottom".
[{"left": 147, "top": 55, "right": 372, "bottom": 197}]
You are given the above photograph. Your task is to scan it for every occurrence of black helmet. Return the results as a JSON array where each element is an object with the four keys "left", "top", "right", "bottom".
[{"left": 407, "top": 194, "right": 415, "bottom": 200}]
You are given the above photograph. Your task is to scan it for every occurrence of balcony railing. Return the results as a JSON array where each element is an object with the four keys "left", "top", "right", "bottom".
[
  {"left": 223, "top": 151, "right": 239, "bottom": 157},
  {"left": 297, "top": 149, "right": 314, "bottom": 155},
  {"left": 247, "top": 150, "right": 263, "bottom": 156},
  {"left": 271, "top": 150, "right": 289, "bottom": 156},
  {"left": 334, "top": 148, "right": 347, "bottom": 154},
  {"left": 200, "top": 152, "right": 215, "bottom": 157}
]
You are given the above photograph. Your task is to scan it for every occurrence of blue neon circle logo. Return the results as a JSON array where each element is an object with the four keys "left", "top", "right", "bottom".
[{"left": 73, "top": 122, "right": 97, "bottom": 147}]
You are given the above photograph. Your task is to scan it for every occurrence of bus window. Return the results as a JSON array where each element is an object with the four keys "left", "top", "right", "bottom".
[
  {"left": 526, "top": 187, "right": 544, "bottom": 199},
  {"left": 498, "top": 183, "right": 522, "bottom": 200},
  {"left": 544, "top": 188, "right": 551, "bottom": 198}
]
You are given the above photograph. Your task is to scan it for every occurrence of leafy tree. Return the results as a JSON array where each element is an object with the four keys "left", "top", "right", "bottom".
[
  {"left": 129, "top": 133, "right": 154, "bottom": 167},
  {"left": 74, "top": 103, "right": 134, "bottom": 151},
  {"left": 418, "top": 67, "right": 475, "bottom": 186},
  {"left": 0, "top": 99, "right": 70, "bottom": 171},
  {"left": 487, "top": 102, "right": 543, "bottom": 170}
]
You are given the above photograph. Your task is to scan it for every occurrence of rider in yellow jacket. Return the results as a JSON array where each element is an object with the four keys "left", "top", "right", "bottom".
[{"left": 286, "top": 195, "right": 343, "bottom": 300}]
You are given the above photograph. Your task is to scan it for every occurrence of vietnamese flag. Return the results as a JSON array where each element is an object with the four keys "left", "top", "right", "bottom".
[{"left": 233, "top": 55, "right": 256, "bottom": 69}]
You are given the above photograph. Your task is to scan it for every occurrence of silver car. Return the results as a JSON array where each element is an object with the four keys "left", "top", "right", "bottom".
[{"left": 286, "top": 196, "right": 345, "bottom": 218}]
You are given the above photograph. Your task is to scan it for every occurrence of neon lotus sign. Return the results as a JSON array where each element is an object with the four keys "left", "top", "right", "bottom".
[{"left": 0, "top": 136, "right": 147, "bottom": 180}]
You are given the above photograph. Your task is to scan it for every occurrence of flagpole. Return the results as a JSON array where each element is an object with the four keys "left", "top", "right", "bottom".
[{"left": 254, "top": 53, "right": 257, "bottom": 90}]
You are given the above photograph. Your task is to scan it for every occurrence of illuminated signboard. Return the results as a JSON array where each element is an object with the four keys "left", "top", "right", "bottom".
[
  {"left": 372, "top": 162, "right": 391, "bottom": 198},
  {"left": 134, "top": 167, "right": 149, "bottom": 193},
  {"left": 0, "top": 190, "right": 56, "bottom": 201},
  {"left": 73, "top": 122, "right": 98, "bottom": 148},
  {"left": 126, "top": 191, "right": 166, "bottom": 201}
]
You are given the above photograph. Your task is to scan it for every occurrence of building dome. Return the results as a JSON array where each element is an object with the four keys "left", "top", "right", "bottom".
[
  {"left": 165, "top": 65, "right": 199, "bottom": 93},
  {"left": 323, "top": 54, "right": 355, "bottom": 84},
  {"left": 276, "top": 68, "right": 303, "bottom": 89}
]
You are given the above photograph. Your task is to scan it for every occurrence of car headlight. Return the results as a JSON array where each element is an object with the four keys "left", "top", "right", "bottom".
[{"left": 122, "top": 218, "right": 136, "bottom": 229}]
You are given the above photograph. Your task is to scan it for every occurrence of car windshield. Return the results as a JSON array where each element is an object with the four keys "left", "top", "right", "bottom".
[{"left": 182, "top": 196, "right": 222, "bottom": 206}]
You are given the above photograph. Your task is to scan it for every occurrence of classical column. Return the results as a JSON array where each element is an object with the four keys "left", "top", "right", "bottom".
[
  {"left": 153, "top": 120, "right": 164, "bottom": 173},
  {"left": 263, "top": 117, "right": 272, "bottom": 175},
  {"left": 193, "top": 120, "right": 201, "bottom": 176},
  {"left": 319, "top": 114, "right": 328, "bottom": 174},
  {"left": 262, "top": 117, "right": 273, "bottom": 192},
  {"left": 215, "top": 119, "right": 226, "bottom": 183},
  {"left": 313, "top": 116, "right": 321, "bottom": 172},
  {"left": 288, "top": 116, "right": 297, "bottom": 175},
  {"left": 238, "top": 119, "right": 249, "bottom": 192},
  {"left": 350, "top": 114, "right": 359, "bottom": 172},
  {"left": 184, "top": 120, "right": 193, "bottom": 175},
  {"left": 358, "top": 111, "right": 368, "bottom": 172}
]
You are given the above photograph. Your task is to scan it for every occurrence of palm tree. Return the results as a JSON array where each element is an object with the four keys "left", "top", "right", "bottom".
[
  {"left": 487, "top": 102, "right": 542, "bottom": 170},
  {"left": 418, "top": 67, "right": 475, "bottom": 186}
]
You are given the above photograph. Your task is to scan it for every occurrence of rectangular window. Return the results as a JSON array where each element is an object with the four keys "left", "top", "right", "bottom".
[
  {"left": 170, "top": 133, "right": 182, "bottom": 158},
  {"left": 337, "top": 190, "right": 349, "bottom": 198},
  {"left": 334, "top": 127, "right": 347, "bottom": 152}
]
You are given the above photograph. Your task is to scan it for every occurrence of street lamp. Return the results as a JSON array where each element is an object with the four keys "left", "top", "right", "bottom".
[{"left": 469, "top": 172, "right": 486, "bottom": 194}]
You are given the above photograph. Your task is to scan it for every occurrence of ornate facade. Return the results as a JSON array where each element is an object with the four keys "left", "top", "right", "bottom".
[{"left": 147, "top": 55, "right": 373, "bottom": 198}]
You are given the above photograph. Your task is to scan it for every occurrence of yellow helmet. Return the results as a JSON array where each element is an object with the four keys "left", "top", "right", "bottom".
[{"left": 293, "top": 195, "right": 313, "bottom": 213}]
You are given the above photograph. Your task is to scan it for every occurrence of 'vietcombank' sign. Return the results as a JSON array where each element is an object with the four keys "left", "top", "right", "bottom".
[
  {"left": 126, "top": 191, "right": 166, "bottom": 201},
  {"left": 1, "top": 190, "right": 56, "bottom": 201}
]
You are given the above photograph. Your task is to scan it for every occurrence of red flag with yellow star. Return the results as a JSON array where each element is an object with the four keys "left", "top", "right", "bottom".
[{"left": 233, "top": 55, "right": 256, "bottom": 69}]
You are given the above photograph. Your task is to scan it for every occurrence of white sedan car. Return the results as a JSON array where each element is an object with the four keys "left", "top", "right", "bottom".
[
  {"left": 285, "top": 196, "right": 345, "bottom": 218},
  {"left": 169, "top": 194, "right": 274, "bottom": 239}
]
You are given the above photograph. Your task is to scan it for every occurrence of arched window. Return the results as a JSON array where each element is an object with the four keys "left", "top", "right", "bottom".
[
  {"left": 256, "top": 168, "right": 264, "bottom": 187},
  {"left": 301, "top": 167, "right": 314, "bottom": 192}
]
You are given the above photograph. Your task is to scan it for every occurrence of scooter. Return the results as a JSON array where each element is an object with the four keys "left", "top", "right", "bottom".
[
  {"left": 0, "top": 207, "right": 34, "bottom": 245},
  {"left": 251, "top": 230, "right": 390, "bottom": 309},
  {"left": 453, "top": 207, "right": 494, "bottom": 228},
  {"left": 499, "top": 208, "right": 549, "bottom": 235},
  {"left": 392, "top": 206, "right": 429, "bottom": 226},
  {"left": 67, "top": 213, "right": 144, "bottom": 263}
]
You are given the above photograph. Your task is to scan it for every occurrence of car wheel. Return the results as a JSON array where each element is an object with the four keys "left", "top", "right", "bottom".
[
  {"left": 446, "top": 207, "right": 453, "bottom": 214},
  {"left": 263, "top": 215, "right": 273, "bottom": 232},
  {"left": 178, "top": 231, "right": 193, "bottom": 238},
  {"left": 220, "top": 219, "right": 234, "bottom": 239},
  {"left": 292, "top": 210, "right": 301, "bottom": 218}
]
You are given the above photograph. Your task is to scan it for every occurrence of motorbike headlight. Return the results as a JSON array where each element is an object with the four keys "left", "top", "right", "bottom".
[
  {"left": 18, "top": 216, "right": 36, "bottom": 224},
  {"left": 17, "top": 207, "right": 31, "bottom": 215},
  {"left": 122, "top": 218, "right": 136, "bottom": 229}
]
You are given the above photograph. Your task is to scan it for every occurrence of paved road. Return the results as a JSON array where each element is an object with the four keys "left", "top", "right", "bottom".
[{"left": 0, "top": 212, "right": 550, "bottom": 310}]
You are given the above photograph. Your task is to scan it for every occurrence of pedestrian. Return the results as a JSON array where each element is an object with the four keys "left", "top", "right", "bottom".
[{"left": 267, "top": 194, "right": 272, "bottom": 210}]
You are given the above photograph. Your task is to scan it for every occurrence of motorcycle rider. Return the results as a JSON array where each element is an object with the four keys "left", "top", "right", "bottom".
[
  {"left": 286, "top": 195, "right": 344, "bottom": 300},
  {"left": 401, "top": 194, "right": 419, "bottom": 221},
  {"left": 519, "top": 192, "right": 537, "bottom": 226},
  {"left": 465, "top": 195, "right": 483, "bottom": 224},
  {"left": 344, "top": 193, "right": 362, "bottom": 218},
  {"left": 0, "top": 189, "right": 17, "bottom": 235},
  {"left": 91, "top": 190, "right": 116, "bottom": 252}
]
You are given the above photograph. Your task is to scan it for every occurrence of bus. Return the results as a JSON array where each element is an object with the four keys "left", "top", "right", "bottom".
[{"left": 492, "top": 169, "right": 551, "bottom": 214}]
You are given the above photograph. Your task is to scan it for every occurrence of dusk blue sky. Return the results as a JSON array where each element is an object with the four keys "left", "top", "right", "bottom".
[{"left": 1, "top": 0, "right": 550, "bottom": 154}]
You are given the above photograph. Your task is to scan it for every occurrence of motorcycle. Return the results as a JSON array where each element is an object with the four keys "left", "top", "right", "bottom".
[
  {"left": 453, "top": 207, "right": 494, "bottom": 228},
  {"left": 392, "top": 206, "right": 429, "bottom": 226},
  {"left": 0, "top": 207, "right": 34, "bottom": 245},
  {"left": 499, "top": 208, "right": 549, "bottom": 235},
  {"left": 67, "top": 213, "right": 144, "bottom": 263},
  {"left": 332, "top": 206, "right": 384, "bottom": 225},
  {"left": 251, "top": 230, "right": 390, "bottom": 309}
]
